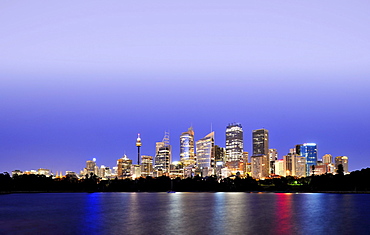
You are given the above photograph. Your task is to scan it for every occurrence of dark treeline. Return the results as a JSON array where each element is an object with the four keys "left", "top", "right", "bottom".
[{"left": 1, "top": 168, "right": 370, "bottom": 193}]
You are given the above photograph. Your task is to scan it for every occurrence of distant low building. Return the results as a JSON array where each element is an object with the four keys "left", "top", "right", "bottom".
[{"left": 335, "top": 156, "right": 349, "bottom": 173}]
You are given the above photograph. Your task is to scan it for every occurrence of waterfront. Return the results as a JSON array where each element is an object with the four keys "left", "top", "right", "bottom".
[{"left": 1, "top": 192, "right": 370, "bottom": 234}]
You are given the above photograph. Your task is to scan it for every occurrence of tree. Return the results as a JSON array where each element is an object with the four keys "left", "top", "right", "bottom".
[{"left": 337, "top": 164, "right": 344, "bottom": 176}]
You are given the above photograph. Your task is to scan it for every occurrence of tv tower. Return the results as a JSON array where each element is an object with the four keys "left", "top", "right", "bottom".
[{"left": 136, "top": 133, "right": 142, "bottom": 165}]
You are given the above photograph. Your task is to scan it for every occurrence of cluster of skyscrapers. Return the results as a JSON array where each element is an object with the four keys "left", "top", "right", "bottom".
[{"left": 78, "top": 123, "right": 349, "bottom": 180}]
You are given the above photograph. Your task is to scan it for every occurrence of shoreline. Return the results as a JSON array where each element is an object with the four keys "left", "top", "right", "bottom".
[{"left": 2, "top": 190, "right": 370, "bottom": 194}]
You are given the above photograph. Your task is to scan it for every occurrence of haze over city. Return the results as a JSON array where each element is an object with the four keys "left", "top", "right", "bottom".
[{"left": 1, "top": 1, "right": 370, "bottom": 174}]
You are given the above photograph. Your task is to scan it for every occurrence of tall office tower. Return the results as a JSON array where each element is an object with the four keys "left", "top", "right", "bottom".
[
  {"left": 196, "top": 132, "right": 215, "bottom": 175},
  {"left": 141, "top": 155, "right": 153, "bottom": 177},
  {"left": 251, "top": 129, "right": 269, "bottom": 178},
  {"left": 275, "top": 159, "right": 285, "bottom": 177},
  {"left": 335, "top": 156, "right": 349, "bottom": 173},
  {"left": 99, "top": 165, "right": 111, "bottom": 179},
  {"left": 322, "top": 154, "right": 333, "bottom": 164},
  {"left": 225, "top": 123, "right": 244, "bottom": 162},
  {"left": 136, "top": 134, "right": 142, "bottom": 165},
  {"left": 180, "top": 127, "right": 195, "bottom": 166},
  {"left": 215, "top": 145, "right": 226, "bottom": 163},
  {"left": 251, "top": 155, "right": 269, "bottom": 179},
  {"left": 156, "top": 142, "right": 164, "bottom": 156},
  {"left": 252, "top": 129, "right": 269, "bottom": 156},
  {"left": 84, "top": 159, "right": 99, "bottom": 177},
  {"left": 284, "top": 148, "right": 299, "bottom": 176},
  {"left": 296, "top": 143, "right": 318, "bottom": 176},
  {"left": 86, "top": 159, "right": 96, "bottom": 173},
  {"left": 243, "top": 152, "right": 249, "bottom": 175},
  {"left": 154, "top": 132, "right": 172, "bottom": 173},
  {"left": 269, "top": 149, "right": 278, "bottom": 174},
  {"left": 117, "top": 155, "right": 132, "bottom": 179},
  {"left": 295, "top": 156, "right": 307, "bottom": 177},
  {"left": 284, "top": 153, "right": 294, "bottom": 176}
]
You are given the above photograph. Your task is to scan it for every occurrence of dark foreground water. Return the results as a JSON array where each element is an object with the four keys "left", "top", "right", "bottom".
[{"left": 1, "top": 192, "right": 370, "bottom": 234}]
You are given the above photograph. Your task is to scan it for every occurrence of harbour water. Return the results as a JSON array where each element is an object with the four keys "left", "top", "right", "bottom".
[{"left": 1, "top": 192, "right": 370, "bottom": 234}]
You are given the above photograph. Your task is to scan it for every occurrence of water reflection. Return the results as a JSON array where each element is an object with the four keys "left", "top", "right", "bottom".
[
  {"left": 273, "top": 193, "right": 294, "bottom": 234},
  {"left": 3, "top": 193, "right": 370, "bottom": 234}
]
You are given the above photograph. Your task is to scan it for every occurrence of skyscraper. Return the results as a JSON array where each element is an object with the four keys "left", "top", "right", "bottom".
[
  {"left": 296, "top": 143, "right": 317, "bottom": 176},
  {"left": 268, "top": 149, "right": 278, "bottom": 174},
  {"left": 251, "top": 129, "right": 269, "bottom": 178},
  {"left": 154, "top": 132, "right": 172, "bottom": 173},
  {"left": 251, "top": 155, "right": 269, "bottom": 179},
  {"left": 117, "top": 155, "right": 132, "bottom": 179},
  {"left": 225, "top": 123, "right": 244, "bottom": 162},
  {"left": 335, "top": 156, "right": 349, "bottom": 173},
  {"left": 141, "top": 155, "right": 153, "bottom": 177},
  {"left": 180, "top": 127, "right": 195, "bottom": 167},
  {"left": 196, "top": 132, "right": 215, "bottom": 171},
  {"left": 252, "top": 129, "right": 269, "bottom": 156},
  {"left": 84, "top": 159, "right": 99, "bottom": 177},
  {"left": 322, "top": 154, "right": 333, "bottom": 164}
]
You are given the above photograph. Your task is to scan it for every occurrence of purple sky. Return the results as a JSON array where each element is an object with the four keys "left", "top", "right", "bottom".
[{"left": 1, "top": 1, "right": 370, "bottom": 173}]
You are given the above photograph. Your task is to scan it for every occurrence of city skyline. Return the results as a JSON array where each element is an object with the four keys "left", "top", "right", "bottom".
[
  {"left": 1, "top": 1, "right": 370, "bottom": 173},
  {"left": 3, "top": 124, "right": 352, "bottom": 175}
]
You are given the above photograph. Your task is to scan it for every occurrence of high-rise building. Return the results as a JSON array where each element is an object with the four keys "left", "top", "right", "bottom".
[
  {"left": 284, "top": 153, "right": 295, "bottom": 176},
  {"left": 295, "top": 156, "right": 307, "bottom": 177},
  {"left": 243, "top": 152, "right": 249, "bottom": 175},
  {"left": 154, "top": 132, "right": 172, "bottom": 173},
  {"left": 141, "top": 155, "right": 153, "bottom": 177},
  {"left": 296, "top": 143, "right": 317, "bottom": 176},
  {"left": 180, "top": 127, "right": 195, "bottom": 167},
  {"left": 251, "top": 155, "right": 269, "bottom": 179},
  {"left": 85, "top": 159, "right": 96, "bottom": 173},
  {"left": 251, "top": 129, "right": 269, "bottom": 178},
  {"left": 252, "top": 129, "right": 269, "bottom": 156},
  {"left": 225, "top": 123, "right": 244, "bottom": 162},
  {"left": 196, "top": 132, "right": 215, "bottom": 171},
  {"left": 335, "top": 156, "right": 349, "bottom": 173},
  {"left": 275, "top": 159, "right": 285, "bottom": 177},
  {"left": 156, "top": 142, "right": 164, "bottom": 156},
  {"left": 269, "top": 149, "right": 278, "bottom": 174},
  {"left": 322, "top": 154, "right": 333, "bottom": 164},
  {"left": 84, "top": 159, "right": 99, "bottom": 177},
  {"left": 117, "top": 155, "right": 132, "bottom": 179},
  {"left": 215, "top": 145, "right": 226, "bottom": 163},
  {"left": 99, "top": 165, "right": 111, "bottom": 179}
]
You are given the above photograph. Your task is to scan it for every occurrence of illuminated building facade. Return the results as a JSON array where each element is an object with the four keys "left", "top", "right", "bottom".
[
  {"left": 141, "top": 155, "right": 153, "bottom": 177},
  {"left": 251, "top": 155, "right": 269, "bottom": 179},
  {"left": 99, "top": 165, "right": 112, "bottom": 179},
  {"left": 269, "top": 149, "right": 278, "bottom": 174},
  {"left": 252, "top": 129, "right": 269, "bottom": 156},
  {"left": 154, "top": 132, "right": 172, "bottom": 173},
  {"left": 284, "top": 153, "right": 294, "bottom": 176},
  {"left": 275, "top": 159, "right": 285, "bottom": 176},
  {"left": 295, "top": 156, "right": 307, "bottom": 177},
  {"left": 323, "top": 154, "right": 333, "bottom": 164},
  {"left": 225, "top": 123, "right": 244, "bottom": 162},
  {"left": 196, "top": 132, "right": 215, "bottom": 170},
  {"left": 117, "top": 155, "right": 132, "bottom": 179},
  {"left": 251, "top": 129, "right": 269, "bottom": 178},
  {"left": 154, "top": 145, "right": 171, "bottom": 173},
  {"left": 296, "top": 143, "right": 317, "bottom": 176},
  {"left": 335, "top": 156, "right": 349, "bottom": 173},
  {"left": 84, "top": 159, "right": 99, "bottom": 177},
  {"left": 215, "top": 145, "right": 226, "bottom": 163},
  {"left": 180, "top": 127, "right": 195, "bottom": 166}
]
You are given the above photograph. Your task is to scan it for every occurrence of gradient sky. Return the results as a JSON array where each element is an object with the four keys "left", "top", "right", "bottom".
[{"left": 1, "top": 1, "right": 370, "bottom": 173}]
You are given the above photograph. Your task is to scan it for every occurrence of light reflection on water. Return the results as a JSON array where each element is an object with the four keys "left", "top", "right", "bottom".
[{"left": 1, "top": 193, "right": 370, "bottom": 234}]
